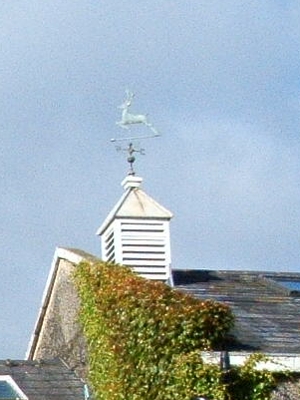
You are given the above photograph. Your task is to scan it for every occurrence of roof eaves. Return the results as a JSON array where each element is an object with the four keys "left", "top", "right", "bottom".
[
  {"left": 202, "top": 351, "right": 300, "bottom": 372},
  {"left": 96, "top": 188, "right": 131, "bottom": 236},
  {"left": 96, "top": 187, "right": 173, "bottom": 236}
]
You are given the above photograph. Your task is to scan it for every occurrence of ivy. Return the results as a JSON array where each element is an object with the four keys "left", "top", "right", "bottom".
[
  {"left": 228, "top": 354, "right": 277, "bottom": 400},
  {"left": 74, "top": 260, "right": 279, "bottom": 400}
]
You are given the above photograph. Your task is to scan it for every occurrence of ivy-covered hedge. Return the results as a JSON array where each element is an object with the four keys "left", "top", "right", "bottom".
[{"left": 74, "top": 260, "right": 276, "bottom": 400}]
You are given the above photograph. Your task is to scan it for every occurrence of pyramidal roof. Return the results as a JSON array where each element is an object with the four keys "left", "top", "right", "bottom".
[{"left": 96, "top": 175, "right": 173, "bottom": 236}]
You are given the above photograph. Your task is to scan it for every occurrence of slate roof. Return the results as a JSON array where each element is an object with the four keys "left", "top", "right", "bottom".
[
  {"left": 0, "top": 358, "right": 85, "bottom": 400},
  {"left": 173, "top": 269, "right": 300, "bottom": 354}
]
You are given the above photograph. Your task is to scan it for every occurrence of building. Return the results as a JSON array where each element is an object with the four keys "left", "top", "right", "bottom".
[
  {"left": 26, "top": 172, "right": 300, "bottom": 398},
  {"left": 26, "top": 174, "right": 173, "bottom": 377}
]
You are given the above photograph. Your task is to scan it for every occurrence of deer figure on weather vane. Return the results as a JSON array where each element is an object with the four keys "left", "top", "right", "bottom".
[
  {"left": 111, "top": 90, "right": 160, "bottom": 175},
  {"left": 113, "top": 90, "right": 159, "bottom": 141}
]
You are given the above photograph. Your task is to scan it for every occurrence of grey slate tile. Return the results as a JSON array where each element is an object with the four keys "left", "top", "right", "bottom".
[
  {"left": 0, "top": 359, "right": 85, "bottom": 400},
  {"left": 173, "top": 269, "right": 300, "bottom": 353}
]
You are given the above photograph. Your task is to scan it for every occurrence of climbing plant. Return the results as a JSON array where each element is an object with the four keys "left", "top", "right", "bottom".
[{"left": 74, "top": 260, "right": 278, "bottom": 400}]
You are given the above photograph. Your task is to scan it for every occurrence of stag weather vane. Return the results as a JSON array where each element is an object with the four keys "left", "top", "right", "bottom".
[
  {"left": 111, "top": 90, "right": 160, "bottom": 175},
  {"left": 111, "top": 90, "right": 160, "bottom": 142}
]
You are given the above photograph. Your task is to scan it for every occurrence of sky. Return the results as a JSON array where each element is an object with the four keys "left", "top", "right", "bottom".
[{"left": 0, "top": 0, "right": 300, "bottom": 357}]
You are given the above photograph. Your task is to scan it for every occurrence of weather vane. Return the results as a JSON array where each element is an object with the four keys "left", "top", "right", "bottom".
[
  {"left": 116, "top": 142, "right": 145, "bottom": 175},
  {"left": 111, "top": 90, "right": 160, "bottom": 175}
]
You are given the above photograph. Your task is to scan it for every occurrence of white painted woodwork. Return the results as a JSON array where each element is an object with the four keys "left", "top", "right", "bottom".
[{"left": 98, "top": 176, "right": 173, "bottom": 281}]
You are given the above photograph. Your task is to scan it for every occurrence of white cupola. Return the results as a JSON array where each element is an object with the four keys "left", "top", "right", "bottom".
[{"left": 96, "top": 175, "right": 173, "bottom": 281}]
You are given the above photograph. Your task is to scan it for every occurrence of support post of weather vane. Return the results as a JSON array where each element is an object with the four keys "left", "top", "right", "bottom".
[
  {"left": 111, "top": 90, "right": 160, "bottom": 174},
  {"left": 126, "top": 142, "right": 145, "bottom": 176}
]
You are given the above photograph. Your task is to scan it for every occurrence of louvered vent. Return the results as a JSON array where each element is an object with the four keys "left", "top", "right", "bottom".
[
  {"left": 102, "top": 227, "right": 115, "bottom": 262},
  {"left": 120, "top": 220, "right": 170, "bottom": 279}
]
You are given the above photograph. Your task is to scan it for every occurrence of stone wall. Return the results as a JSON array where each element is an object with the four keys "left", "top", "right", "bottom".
[{"left": 32, "top": 258, "right": 87, "bottom": 379}]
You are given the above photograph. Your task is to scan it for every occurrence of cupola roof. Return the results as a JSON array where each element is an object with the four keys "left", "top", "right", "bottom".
[{"left": 96, "top": 175, "right": 173, "bottom": 236}]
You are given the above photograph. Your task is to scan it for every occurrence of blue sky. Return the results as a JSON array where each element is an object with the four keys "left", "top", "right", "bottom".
[{"left": 1, "top": 0, "right": 300, "bottom": 357}]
